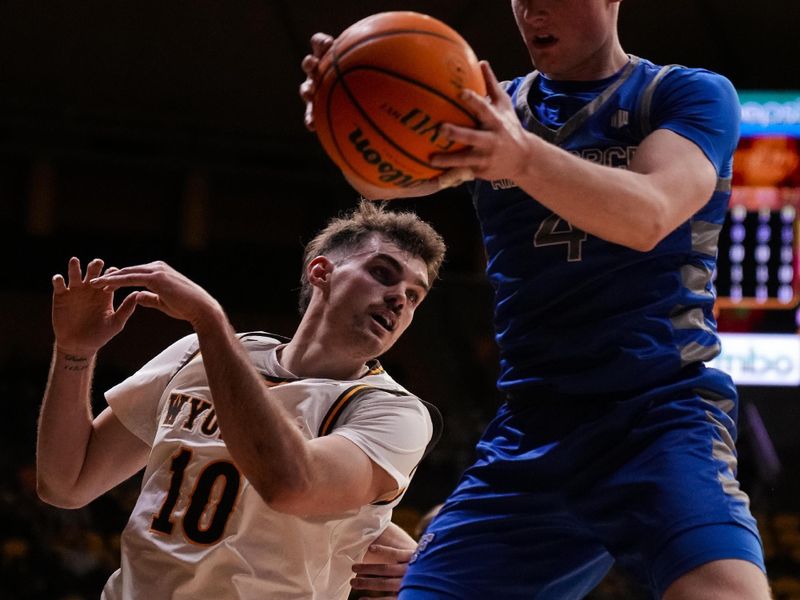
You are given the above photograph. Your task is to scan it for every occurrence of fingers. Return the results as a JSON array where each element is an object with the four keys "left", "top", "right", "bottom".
[
  {"left": 350, "top": 574, "right": 401, "bottom": 593},
  {"left": 301, "top": 54, "right": 320, "bottom": 80},
  {"left": 111, "top": 291, "right": 140, "bottom": 328},
  {"left": 66, "top": 256, "right": 82, "bottom": 288},
  {"left": 301, "top": 33, "right": 334, "bottom": 131},
  {"left": 303, "top": 95, "right": 317, "bottom": 131},
  {"left": 437, "top": 167, "right": 475, "bottom": 189},
  {"left": 59, "top": 257, "right": 112, "bottom": 291},
  {"left": 299, "top": 72, "right": 318, "bottom": 130},
  {"left": 350, "top": 577, "right": 401, "bottom": 594},
  {"left": 52, "top": 274, "right": 67, "bottom": 294},
  {"left": 310, "top": 32, "right": 334, "bottom": 58},
  {"left": 430, "top": 132, "right": 488, "bottom": 170},
  {"left": 479, "top": 60, "right": 515, "bottom": 116},
  {"left": 90, "top": 262, "right": 171, "bottom": 290},
  {"left": 442, "top": 121, "right": 492, "bottom": 147},
  {"left": 84, "top": 258, "right": 105, "bottom": 283},
  {"left": 480, "top": 60, "right": 506, "bottom": 105},
  {"left": 300, "top": 57, "right": 318, "bottom": 108},
  {"left": 363, "top": 544, "right": 415, "bottom": 563},
  {"left": 352, "top": 562, "right": 409, "bottom": 578},
  {"left": 89, "top": 273, "right": 137, "bottom": 291},
  {"left": 134, "top": 291, "right": 161, "bottom": 310},
  {"left": 301, "top": 33, "right": 333, "bottom": 79},
  {"left": 461, "top": 88, "right": 501, "bottom": 130},
  {"left": 350, "top": 544, "right": 412, "bottom": 594}
]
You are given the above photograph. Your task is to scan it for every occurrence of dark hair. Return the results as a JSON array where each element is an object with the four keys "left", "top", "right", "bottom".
[{"left": 298, "top": 200, "right": 446, "bottom": 313}]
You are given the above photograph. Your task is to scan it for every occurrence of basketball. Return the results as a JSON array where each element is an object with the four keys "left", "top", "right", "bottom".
[{"left": 313, "top": 12, "right": 486, "bottom": 190}]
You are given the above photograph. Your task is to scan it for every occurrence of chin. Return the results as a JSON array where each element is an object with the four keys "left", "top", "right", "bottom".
[{"left": 354, "top": 330, "right": 388, "bottom": 360}]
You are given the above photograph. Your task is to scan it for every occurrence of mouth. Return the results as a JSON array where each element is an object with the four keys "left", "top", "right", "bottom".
[
  {"left": 371, "top": 312, "right": 396, "bottom": 333},
  {"left": 531, "top": 34, "right": 558, "bottom": 50}
]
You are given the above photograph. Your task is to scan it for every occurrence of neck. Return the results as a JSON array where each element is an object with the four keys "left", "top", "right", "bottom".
[
  {"left": 542, "top": 38, "right": 629, "bottom": 81},
  {"left": 281, "top": 315, "right": 368, "bottom": 381},
  {"left": 588, "top": 45, "right": 629, "bottom": 80}
]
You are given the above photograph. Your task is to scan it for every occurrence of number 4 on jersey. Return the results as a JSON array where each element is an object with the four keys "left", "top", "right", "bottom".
[{"left": 534, "top": 213, "right": 587, "bottom": 262}]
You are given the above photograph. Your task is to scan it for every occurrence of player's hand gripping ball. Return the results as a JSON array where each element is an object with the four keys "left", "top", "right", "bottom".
[{"left": 313, "top": 11, "right": 486, "bottom": 190}]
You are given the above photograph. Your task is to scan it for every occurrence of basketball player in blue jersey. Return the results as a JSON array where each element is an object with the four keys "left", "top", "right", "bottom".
[
  {"left": 36, "top": 202, "right": 446, "bottom": 599},
  {"left": 300, "top": 1, "right": 771, "bottom": 598}
]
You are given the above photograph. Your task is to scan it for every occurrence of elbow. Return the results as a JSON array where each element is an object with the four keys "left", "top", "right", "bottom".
[
  {"left": 37, "top": 485, "right": 86, "bottom": 509},
  {"left": 256, "top": 476, "right": 314, "bottom": 516},
  {"left": 626, "top": 183, "right": 706, "bottom": 251},
  {"left": 36, "top": 477, "right": 91, "bottom": 509},
  {"left": 628, "top": 225, "right": 663, "bottom": 252},
  {"left": 626, "top": 207, "right": 673, "bottom": 252},
  {"left": 264, "top": 493, "right": 307, "bottom": 516}
]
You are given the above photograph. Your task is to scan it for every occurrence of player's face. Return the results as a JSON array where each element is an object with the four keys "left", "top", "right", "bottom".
[
  {"left": 327, "top": 235, "right": 430, "bottom": 358},
  {"left": 511, "top": 0, "right": 625, "bottom": 80}
]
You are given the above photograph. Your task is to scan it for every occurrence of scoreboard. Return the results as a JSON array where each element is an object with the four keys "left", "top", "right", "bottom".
[
  {"left": 714, "top": 91, "right": 800, "bottom": 310},
  {"left": 715, "top": 202, "right": 798, "bottom": 309}
]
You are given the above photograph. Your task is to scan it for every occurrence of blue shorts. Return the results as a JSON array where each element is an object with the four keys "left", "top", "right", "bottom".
[{"left": 400, "top": 371, "right": 765, "bottom": 599}]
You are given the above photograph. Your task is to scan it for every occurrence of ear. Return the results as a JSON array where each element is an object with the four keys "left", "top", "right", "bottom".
[{"left": 307, "top": 256, "right": 334, "bottom": 289}]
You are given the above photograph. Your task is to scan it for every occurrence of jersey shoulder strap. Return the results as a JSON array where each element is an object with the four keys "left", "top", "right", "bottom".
[
  {"left": 635, "top": 63, "right": 681, "bottom": 137},
  {"left": 166, "top": 330, "right": 290, "bottom": 385},
  {"left": 318, "top": 384, "right": 444, "bottom": 464}
]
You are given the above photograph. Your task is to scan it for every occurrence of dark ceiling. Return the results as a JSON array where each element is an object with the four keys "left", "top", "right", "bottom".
[
  {"left": 1, "top": 1, "right": 799, "bottom": 517},
  {"left": 0, "top": 0, "right": 798, "bottom": 170}
]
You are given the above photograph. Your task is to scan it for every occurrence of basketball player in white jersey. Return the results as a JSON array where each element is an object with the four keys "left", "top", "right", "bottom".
[{"left": 36, "top": 201, "right": 446, "bottom": 599}]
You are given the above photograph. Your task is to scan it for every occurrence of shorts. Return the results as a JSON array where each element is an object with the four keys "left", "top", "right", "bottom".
[{"left": 400, "top": 371, "right": 765, "bottom": 599}]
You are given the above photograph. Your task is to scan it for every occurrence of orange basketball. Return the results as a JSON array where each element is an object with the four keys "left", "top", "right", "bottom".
[{"left": 313, "top": 12, "right": 486, "bottom": 190}]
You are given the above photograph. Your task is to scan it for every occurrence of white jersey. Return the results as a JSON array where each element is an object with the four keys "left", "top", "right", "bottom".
[{"left": 101, "top": 331, "right": 435, "bottom": 600}]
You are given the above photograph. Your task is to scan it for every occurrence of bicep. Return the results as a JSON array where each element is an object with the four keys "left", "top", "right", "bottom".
[
  {"left": 81, "top": 407, "right": 150, "bottom": 499},
  {"left": 631, "top": 128, "right": 719, "bottom": 229}
]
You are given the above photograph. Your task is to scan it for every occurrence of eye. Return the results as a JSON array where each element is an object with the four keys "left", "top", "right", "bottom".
[
  {"left": 407, "top": 290, "right": 420, "bottom": 305},
  {"left": 371, "top": 265, "right": 391, "bottom": 282}
]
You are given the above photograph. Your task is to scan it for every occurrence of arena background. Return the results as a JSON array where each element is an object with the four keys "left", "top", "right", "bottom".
[{"left": 1, "top": 1, "right": 799, "bottom": 598}]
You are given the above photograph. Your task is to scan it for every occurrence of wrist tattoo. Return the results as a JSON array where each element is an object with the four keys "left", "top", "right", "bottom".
[{"left": 63, "top": 354, "right": 90, "bottom": 371}]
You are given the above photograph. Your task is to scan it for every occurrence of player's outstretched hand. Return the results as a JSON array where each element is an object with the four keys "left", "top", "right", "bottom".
[
  {"left": 300, "top": 32, "right": 334, "bottom": 131},
  {"left": 350, "top": 543, "right": 414, "bottom": 600},
  {"left": 51, "top": 257, "right": 139, "bottom": 356},
  {"left": 89, "top": 261, "right": 222, "bottom": 329},
  {"left": 432, "top": 60, "right": 533, "bottom": 184}
]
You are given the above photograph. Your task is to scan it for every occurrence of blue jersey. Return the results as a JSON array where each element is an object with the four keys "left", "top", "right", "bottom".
[{"left": 471, "top": 55, "right": 741, "bottom": 397}]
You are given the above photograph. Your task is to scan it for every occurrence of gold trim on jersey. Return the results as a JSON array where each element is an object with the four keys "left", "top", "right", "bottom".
[
  {"left": 372, "top": 486, "right": 406, "bottom": 506},
  {"left": 317, "top": 384, "right": 374, "bottom": 437},
  {"left": 362, "top": 360, "right": 386, "bottom": 377}
]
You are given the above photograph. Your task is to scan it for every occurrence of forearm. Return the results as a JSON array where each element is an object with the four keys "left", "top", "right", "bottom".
[
  {"left": 516, "top": 135, "right": 669, "bottom": 250},
  {"left": 192, "top": 309, "right": 315, "bottom": 505},
  {"left": 514, "top": 127, "right": 720, "bottom": 251},
  {"left": 36, "top": 347, "right": 97, "bottom": 506}
]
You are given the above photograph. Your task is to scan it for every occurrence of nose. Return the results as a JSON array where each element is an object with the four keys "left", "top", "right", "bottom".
[
  {"left": 517, "top": 0, "right": 547, "bottom": 24},
  {"left": 384, "top": 285, "right": 406, "bottom": 313}
]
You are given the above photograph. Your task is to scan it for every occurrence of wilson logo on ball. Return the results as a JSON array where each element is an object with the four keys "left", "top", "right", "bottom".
[{"left": 347, "top": 127, "right": 428, "bottom": 188}]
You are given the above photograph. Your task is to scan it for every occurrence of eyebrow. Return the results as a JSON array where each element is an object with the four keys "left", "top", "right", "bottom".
[{"left": 373, "top": 253, "right": 430, "bottom": 292}]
